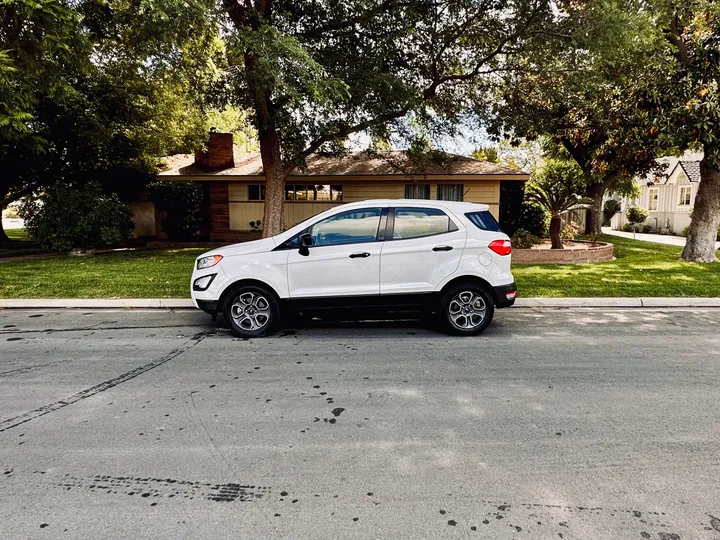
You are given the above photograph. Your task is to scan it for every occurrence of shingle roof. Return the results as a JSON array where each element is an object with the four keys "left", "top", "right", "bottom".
[
  {"left": 678, "top": 161, "right": 701, "bottom": 182},
  {"left": 158, "top": 150, "right": 527, "bottom": 178}
]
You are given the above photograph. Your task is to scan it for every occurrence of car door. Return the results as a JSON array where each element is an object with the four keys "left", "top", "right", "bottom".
[
  {"left": 286, "top": 206, "right": 386, "bottom": 298},
  {"left": 380, "top": 206, "right": 466, "bottom": 294}
]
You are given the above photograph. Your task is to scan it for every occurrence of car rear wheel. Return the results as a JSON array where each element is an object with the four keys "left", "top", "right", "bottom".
[
  {"left": 223, "top": 285, "right": 280, "bottom": 338},
  {"left": 440, "top": 283, "right": 494, "bottom": 336}
]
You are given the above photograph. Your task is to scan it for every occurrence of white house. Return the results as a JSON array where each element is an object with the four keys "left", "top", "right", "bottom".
[{"left": 612, "top": 153, "right": 703, "bottom": 235}]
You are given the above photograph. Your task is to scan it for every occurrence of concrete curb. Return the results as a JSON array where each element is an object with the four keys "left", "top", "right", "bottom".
[{"left": 2, "top": 298, "right": 720, "bottom": 309}]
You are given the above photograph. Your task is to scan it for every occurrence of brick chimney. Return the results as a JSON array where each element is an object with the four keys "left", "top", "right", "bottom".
[{"left": 194, "top": 131, "right": 235, "bottom": 170}]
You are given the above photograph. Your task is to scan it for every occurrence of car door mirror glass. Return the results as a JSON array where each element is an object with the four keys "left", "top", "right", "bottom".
[{"left": 298, "top": 232, "right": 312, "bottom": 256}]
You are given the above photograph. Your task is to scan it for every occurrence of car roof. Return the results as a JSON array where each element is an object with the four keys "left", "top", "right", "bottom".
[{"left": 340, "top": 199, "right": 490, "bottom": 212}]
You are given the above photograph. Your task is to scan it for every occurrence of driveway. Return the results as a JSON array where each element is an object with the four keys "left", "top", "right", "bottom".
[
  {"left": 602, "top": 226, "right": 720, "bottom": 249},
  {"left": 1, "top": 309, "right": 720, "bottom": 539}
]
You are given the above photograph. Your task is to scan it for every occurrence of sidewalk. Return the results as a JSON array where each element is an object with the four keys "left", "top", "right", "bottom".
[
  {"left": 602, "top": 227, "right": 720, "bottom": 250},
  {"left": 2, "top": 298, "right": 720, "bottom": 309}
]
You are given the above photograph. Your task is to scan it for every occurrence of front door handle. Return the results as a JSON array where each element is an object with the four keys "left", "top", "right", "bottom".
[
  {"left": 349, "top": 252, "right": 371, "bottom": 258},
  {"left": 432, "top": 245, "right": 453, "bottom": 251}
]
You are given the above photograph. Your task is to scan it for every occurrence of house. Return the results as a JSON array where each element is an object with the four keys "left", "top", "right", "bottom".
[
  {"left": 132, "top": 132, "right": 529, "bottom": 242},
  {"left": 611, "top": 152, "right": 703, "bottom": 235}
]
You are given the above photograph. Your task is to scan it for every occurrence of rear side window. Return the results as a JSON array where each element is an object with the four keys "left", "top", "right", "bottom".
[
  {"left": 465, "top": 211, "right": 501, "bottom": 232},
  {"left": 392, "top": 207, "right": 456, "bottom": 240}
]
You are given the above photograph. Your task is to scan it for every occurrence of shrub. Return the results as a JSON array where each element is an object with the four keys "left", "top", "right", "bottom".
[
  {"left": 249, "top": 220, "right": 263, "bottom": 232},
  {"left": 498, "top": 181, "right": 549, "bottom": 237},
  {"left": 20, "top": 183, "right": 134, "bottom": 251},
  {"left": 511, "top": 228, "right": 541, "bottom": 249},
  {"left": 620, "top": 223, "right": 634, "bottom": 232},
  {"left": 641, "top": 224, "right": 653, "bottom": 234},
  {"left": 147, "top": 180, "right": 204, "bottom": 241},
  {"left": 560, "top": 221, "right": 579, "bottom": 241},
  {"left": 625, "top": 205, "right": 648, "bottom": 227},
  {"left": 603, "top": 199, "right": 622, "bottom": 225}
]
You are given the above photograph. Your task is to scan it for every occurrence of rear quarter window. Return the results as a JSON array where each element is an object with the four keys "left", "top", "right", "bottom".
[{"left": 465, "top": 211, "right": 501, "bottom": 232}]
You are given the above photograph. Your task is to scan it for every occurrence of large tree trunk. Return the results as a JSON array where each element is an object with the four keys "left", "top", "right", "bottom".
[
  {"left": 681, "top": 157, "right": 720, "bottom": 263},
  {"left": 585, "top": 182, "right": 605, "bottom": 234},
  {"left": 260, "top": 134, "right": 286, "bottom": 238},
  {"left": 549, "top": 215, "right": 563, "bottom": 249}
]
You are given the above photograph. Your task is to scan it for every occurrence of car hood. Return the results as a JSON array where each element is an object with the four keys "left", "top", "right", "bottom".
[{"left": 199, "top": 237, "right": 278, "bottom": 260}]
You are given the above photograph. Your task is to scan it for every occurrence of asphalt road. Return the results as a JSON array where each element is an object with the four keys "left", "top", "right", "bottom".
[{"left": 1, "top": 308, "right": 720, "bottom": 540}]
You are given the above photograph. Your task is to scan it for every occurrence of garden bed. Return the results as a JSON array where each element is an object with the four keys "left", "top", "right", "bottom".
[{"left": 513, "top": 240, "right": 614, "bottom": 264}]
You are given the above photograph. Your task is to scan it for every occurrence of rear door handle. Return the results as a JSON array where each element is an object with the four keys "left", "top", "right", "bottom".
[
  {"left": 349, "top": 252, "right": 371, "bottom": 258},
  {"left": 432, "top": 245, "right": 453, "bottom": 251}
]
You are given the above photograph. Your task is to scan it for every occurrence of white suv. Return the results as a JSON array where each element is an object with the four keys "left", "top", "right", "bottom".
[{"left": 191, "top": 200, "right": 516, "bottom": 337}]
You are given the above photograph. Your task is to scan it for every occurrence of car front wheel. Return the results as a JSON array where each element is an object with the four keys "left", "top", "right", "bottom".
[
  {"left": 223, "top": 285, "right": 280, "bottom": 338},
  {"left": 440, "top": 284, "right": 494, "bottom": 336}
]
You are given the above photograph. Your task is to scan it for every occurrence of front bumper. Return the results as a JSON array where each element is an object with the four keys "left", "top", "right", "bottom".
[
  {"left": 493, "top": 281, "right": 517, "bottom": 308},
  {"left": 196, "top": 299, "right": 219, "bottom": 315}
]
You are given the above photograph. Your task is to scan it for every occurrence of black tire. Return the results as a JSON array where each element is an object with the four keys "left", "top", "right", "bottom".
[
  {"left": 223, "top": 284, "right": 280, "bottom": 338},
  {"left": 439, "top": 283, "right": 495, "bottom": 336}
]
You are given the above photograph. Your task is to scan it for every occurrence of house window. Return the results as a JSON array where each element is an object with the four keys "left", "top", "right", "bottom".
[
  {"left": 679, "top": 186, "right": 692, "bottom": 206},
  {"left": 248, "top": 184, "right": 265, "bottom": 201},
  {"left": 404, "top": 184, "right": 430, "bottom": 199},
  {"left": 437, "top": 184, "right": 464, "bottom": 201},
  {"left": 285, "top": 184, "right": 343, "bottom": 201},
  {"left": 648, "top": 188, "right": 658, "bottom": 211}
]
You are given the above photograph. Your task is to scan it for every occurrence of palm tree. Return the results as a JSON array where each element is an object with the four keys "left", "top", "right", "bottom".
[{"left": 526, "top": 159, "right": 595, "bottom": 249}]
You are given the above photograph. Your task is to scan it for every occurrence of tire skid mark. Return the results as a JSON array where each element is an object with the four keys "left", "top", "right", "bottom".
[
  {"left": 0, "top": 360, "right": 65, "bottom": 378},
  {"left": 53, "top": 474, "right": 270, "bottom": 503},
  {"left": 0, "top": 331, "right": 211, "bottom": 433},
  {"left": 0, "top": 323, "right": 209, "bottom": 336}
]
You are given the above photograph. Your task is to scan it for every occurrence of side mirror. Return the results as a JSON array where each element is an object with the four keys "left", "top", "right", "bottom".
[{"left": 298, "top": 233, "right": 313, "bottom": 256}]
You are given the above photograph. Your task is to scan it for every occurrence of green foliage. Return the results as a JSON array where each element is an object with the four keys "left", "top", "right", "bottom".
[
  {"left": 641, "top": 224, "right": 653, "bottom": 234},
  {"left": 625, "top": 206, "right": 649, "bottom": 226},
  {"left": 148, "top": 181, "right": 205, "bottom": 241},
  {"left": 511, "top": 229, "right": 541, "bottom": 249},
  {"left": 603, "top": 199, "right": 622, "bottom": 223},
  {"left": 0, "top": 0, "right": 219, "bottom": 213},
  {"left": 561, "top": 222, "right": 579, "bottom": 241},
  {"left": 471, "top": 147, "right": 499, "bottom": 163},
  {"left": 620, "top": 223, "right": 635, "bottom": 232},
  {"left": 20, "top": 183, "right": 134, "bottom": 251},
  {"left": 526, "top": 159, "right": 591, "bottom": 218}
]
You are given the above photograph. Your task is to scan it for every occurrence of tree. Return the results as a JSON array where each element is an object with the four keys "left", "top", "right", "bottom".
[
  {"left": 645, "top": 0, "right": 720, "bottom": 262},
  {"left": 0, "top": 0, "right": 219, "bottom": 241},
  {"left": 219, "top": 0, "right": 557, "bottom": 236},
  {"left": 625, "top": 206, "right": 648, "bottom": 239},
  {"left": 490, "top": 0, "right": 669, "bottom": 234},
  {"left": 526, "top": 158, "right": 592, "bottom": 249}
]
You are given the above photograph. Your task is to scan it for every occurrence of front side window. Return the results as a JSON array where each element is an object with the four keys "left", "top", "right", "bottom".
[
  {"left": 648, "top": 189, "right": 659, "bottom": 211},
  {"left": 404, "top": 184, "right": 430, "bottom": 199},
  {"left": 679, "top": 186, "right": 692, "bottom": 206},
  {"left": 309, "top": 208, "right": 382, "bottom": 247},
  {"left": 392, "top": 207, "right": 454, "bottom": 240},
  {"left": 437, "top": 184, "right": 464, "bottom": 201}
]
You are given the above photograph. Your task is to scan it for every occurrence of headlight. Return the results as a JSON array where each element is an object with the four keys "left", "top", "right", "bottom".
[
  {"left": 197, "top": 254, "right": 223, "bottom": 270},
  {"left": 193, "top": 274, "right": 216, "bottom": 291}
]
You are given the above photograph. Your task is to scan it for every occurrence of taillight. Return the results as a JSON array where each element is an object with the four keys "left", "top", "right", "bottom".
[{"left": 488, "top": 239, "right": 512, "bottom": 256}]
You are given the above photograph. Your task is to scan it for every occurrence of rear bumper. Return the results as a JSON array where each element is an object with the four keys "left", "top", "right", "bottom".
[{"left": 493, "top": 281, "right": 517, "bottom": 308}]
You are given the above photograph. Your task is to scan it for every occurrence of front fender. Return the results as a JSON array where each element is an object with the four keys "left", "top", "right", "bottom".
[{"left": 217, "top": 251, "right": 290, "bottom": 300}]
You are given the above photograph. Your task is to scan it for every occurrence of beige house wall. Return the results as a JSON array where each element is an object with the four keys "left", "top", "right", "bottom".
[{"left": 226, "top": 179, "right": 502, "bottom": 231}]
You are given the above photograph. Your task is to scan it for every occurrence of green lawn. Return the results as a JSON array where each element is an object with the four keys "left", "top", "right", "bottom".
[
  {"left": 5, "top": 228, "right": 29, "bottom": 241},
  {"left": 0, "top": 234, "right": 718, "bottom": 298},
  {"left": 513, "top": 234, "right": 720, "bottom": 297},
  {"left": 0, "top": 248, "right": 205, "bottom": 298}
]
